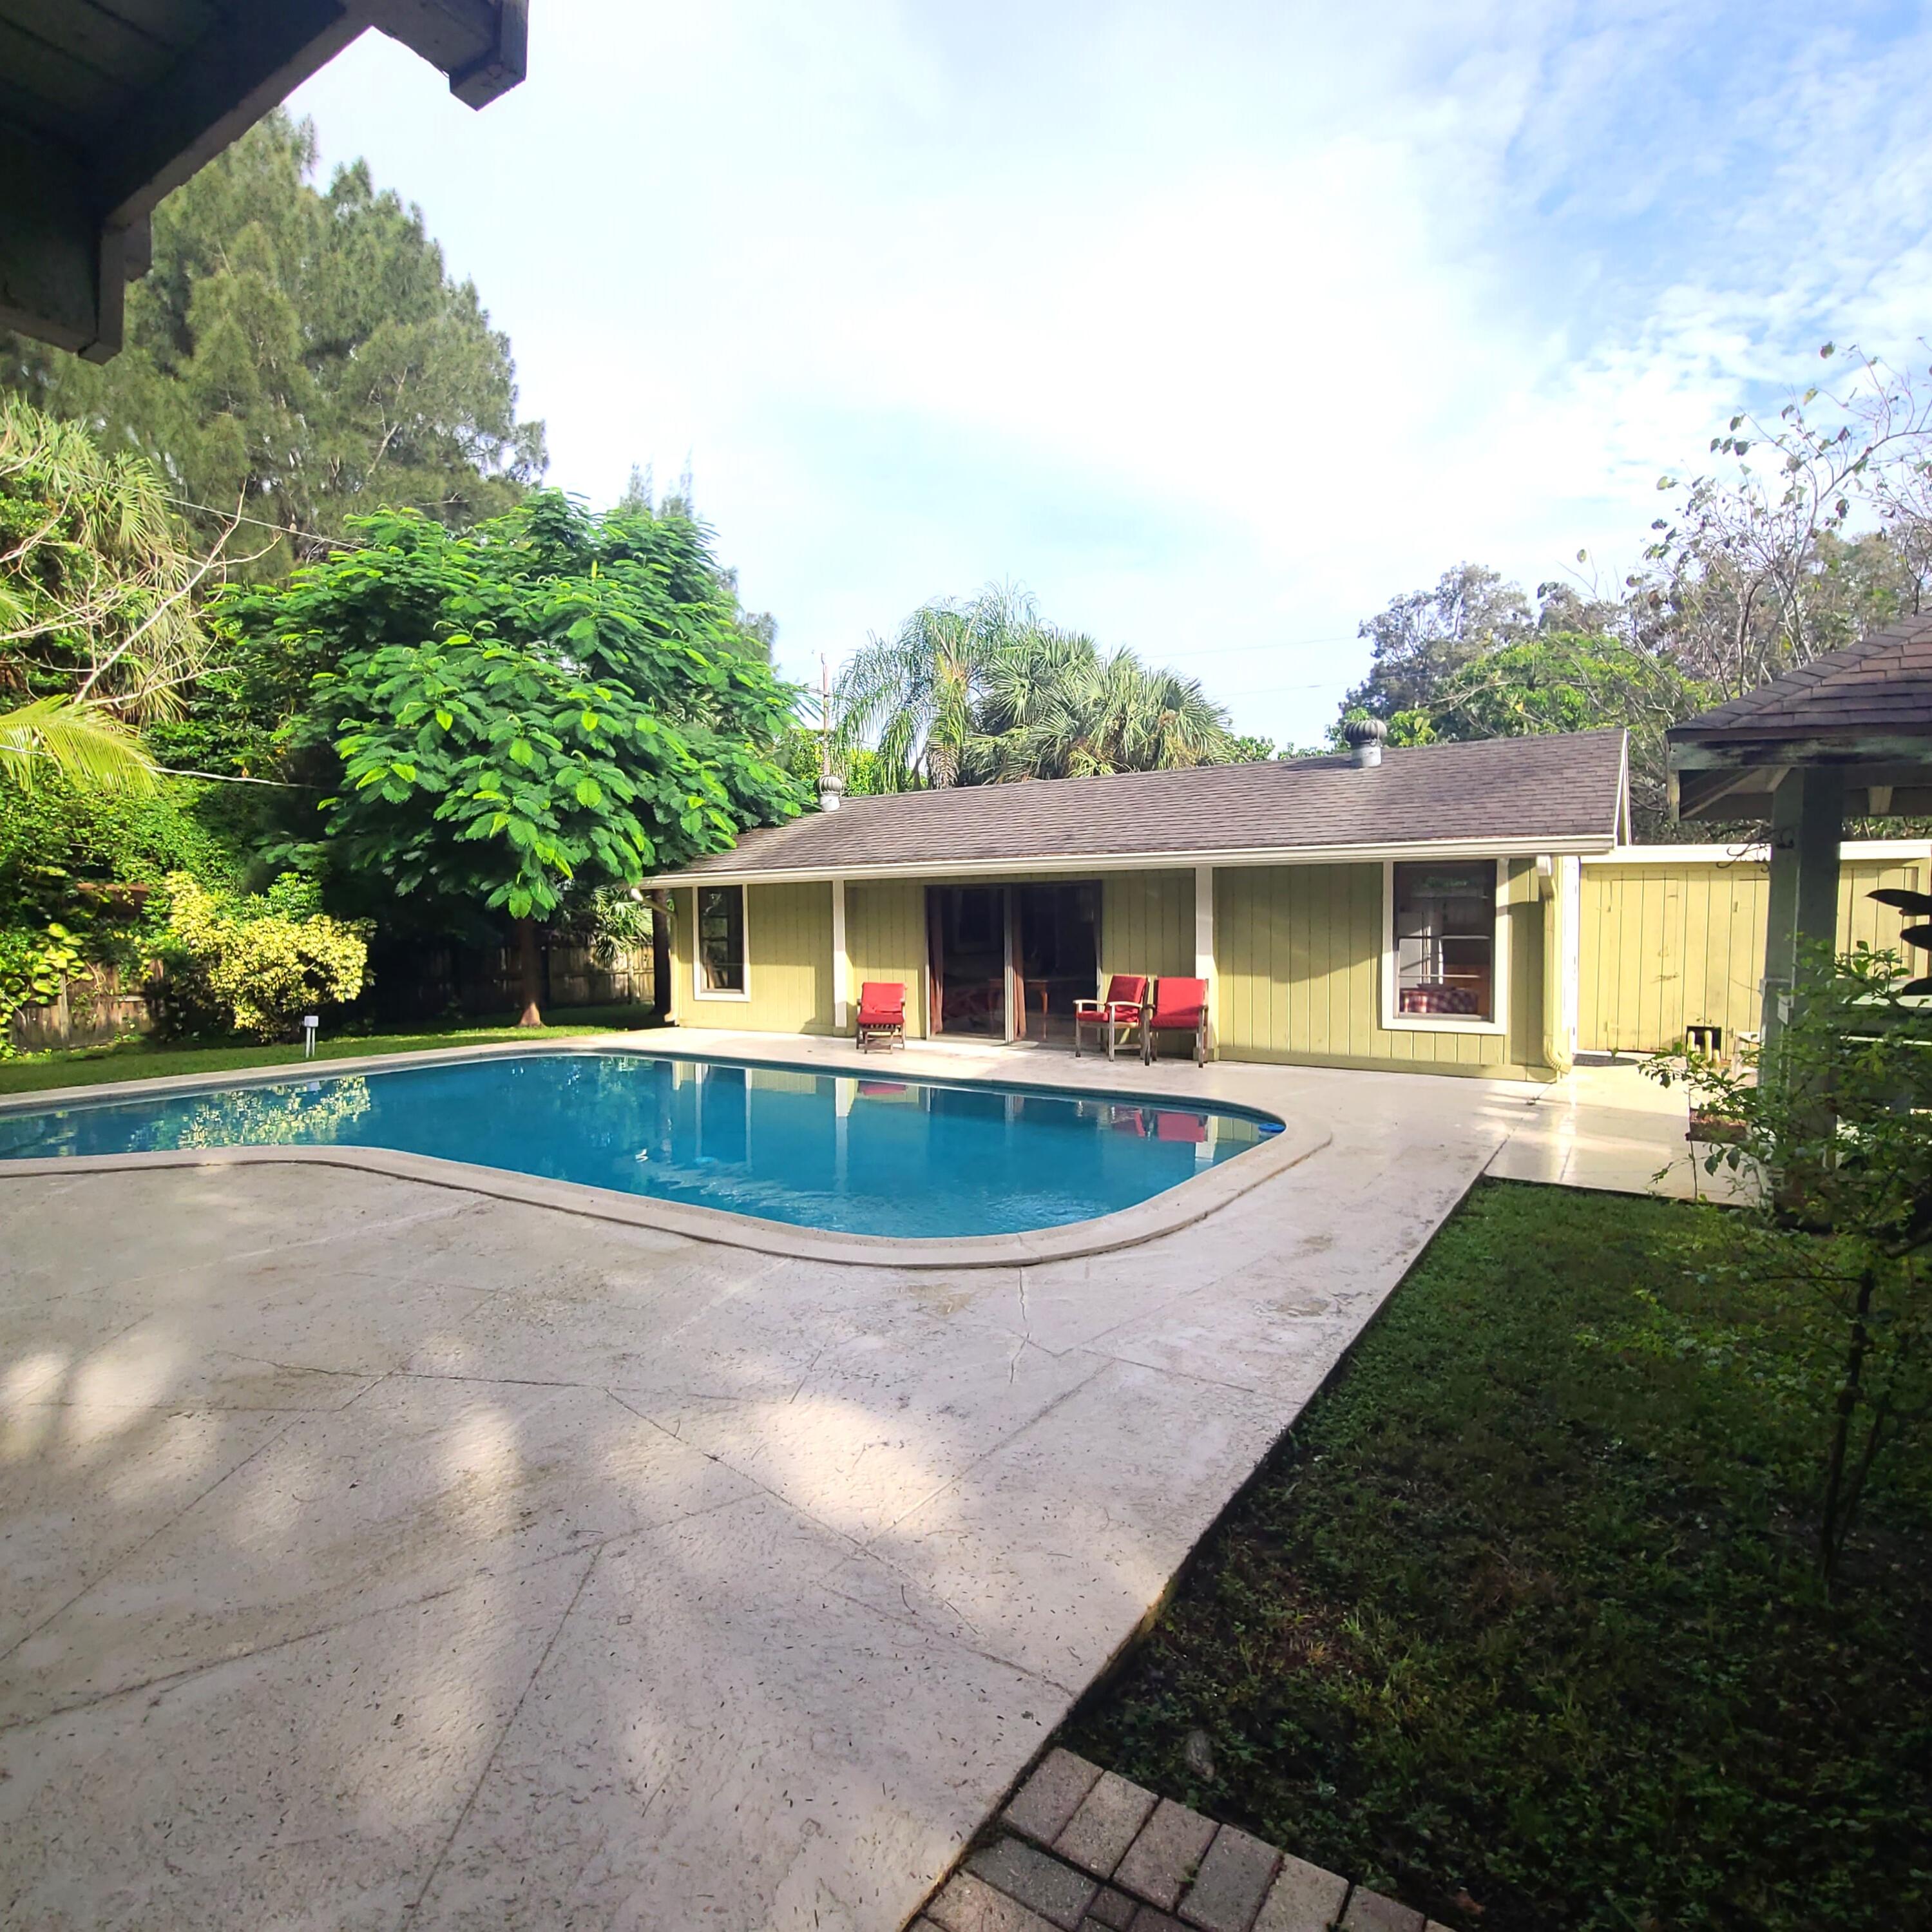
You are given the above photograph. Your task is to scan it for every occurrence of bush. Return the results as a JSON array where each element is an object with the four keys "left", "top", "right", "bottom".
[
  {"left": 162, "top": 872, "right": 370, "bottom": 1040},
  {"left": 0, "top": 773, "right": 242, "bottom": 975}
]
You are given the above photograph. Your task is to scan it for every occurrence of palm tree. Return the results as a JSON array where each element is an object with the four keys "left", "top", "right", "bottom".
[
  {"left": 836, "top": 584, "right": 1239, "bottom": 787},
  {"left": 0, "top": 395, "right": 226, "bottom": 797},
  {"left": 833, "top": 584, "right": 1035, "bottom": 788},
  {"left": 0, "top": 696, "right": 157, "bottom": 794},
  {"left": 1, "top": 392, "right": 220, "bottom": 724},
  {"left": 968, "top": 635, "right": 1236, "bottom": 780}
]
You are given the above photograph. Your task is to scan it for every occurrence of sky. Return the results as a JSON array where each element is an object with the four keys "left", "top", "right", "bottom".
[{"left": 287, "top": 1, "right": 1932, "bottom": 748}]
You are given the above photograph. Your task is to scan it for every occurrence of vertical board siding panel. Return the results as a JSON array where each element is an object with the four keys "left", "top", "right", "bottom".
[
  {"left": 1259, "top": 869, "right": 1275, "bottom": 1058},
  {"left": 1603, "top": 868, "right": 1627, "bottom": 1049},
  {"left": 1102, "top": 870, "right": 1195, "bottom": 988},
  {"left": 1239, "top": 869, "right": 1261, "bottom": 1054},
  {"left": 1248, "top": 870, "right": 1265, "bottom": 1054},
  {"left": 848, "top": 880, "right": 927, "bottom": 1037},
  {"left": 1246, "top": 867, "right": 1268, "bottom": 1057},
  {"left": 1679, "top": 870, "right": 1710, "bottom": 1044},
  {"left": 1659, "top": 871, "right": 1682, "bottom": 1048},
  {"left": 1306, "top": 866, "right": 1332, "bottom": 1057},
  {"left": 1578, "top": 869, "right": 1607, "bottom": 1051},
  {"left": 1290, "top": 865, "right": 1314, "bottom": 1055},
  {"left": 1350, "top": 861, "right": 1377, "bottom": 1058},
  {"left": 1632, "top": 870, "right": 1658, "bottom": 1051}
]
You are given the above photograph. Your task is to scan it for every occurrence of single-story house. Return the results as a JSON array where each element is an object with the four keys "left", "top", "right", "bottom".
[{"left": 647, "top": 727, "right": 1632, "bottom": 1082}]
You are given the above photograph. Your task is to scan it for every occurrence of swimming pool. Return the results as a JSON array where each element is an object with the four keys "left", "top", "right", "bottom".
[{"left": 0, "top": 1052, "right": 1280, "bottom": 1239}]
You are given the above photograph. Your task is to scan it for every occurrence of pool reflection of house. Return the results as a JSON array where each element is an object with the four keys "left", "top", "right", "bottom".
[{"left": 646, "top": 727, "right": 1634, "bottom": 1082}]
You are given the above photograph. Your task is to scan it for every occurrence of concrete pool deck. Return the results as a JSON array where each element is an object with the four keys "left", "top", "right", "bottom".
[{"left": 0, "top": 1037, "right": 1579, "bottom": 1928}]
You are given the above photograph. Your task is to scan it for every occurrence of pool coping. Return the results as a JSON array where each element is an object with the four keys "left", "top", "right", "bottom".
[{"left": 0, "top": 1037, "right": 1328, "bottom": 1269}]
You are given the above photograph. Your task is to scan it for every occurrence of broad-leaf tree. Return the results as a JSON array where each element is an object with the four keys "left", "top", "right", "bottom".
[
  {"left": 1340, "top": 563, "right": 1535, "bottom": 722},
  {"left": 1374, "top": 629, "right": 1713, "bottom": 837},
  {"left": 234, "top": 492, "right": 805, "bottom": 1023}
]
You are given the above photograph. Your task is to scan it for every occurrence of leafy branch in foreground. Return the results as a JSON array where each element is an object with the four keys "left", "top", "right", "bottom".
[{"left": 1647, "top": 943, "right": 1932, "bottom": 1581}]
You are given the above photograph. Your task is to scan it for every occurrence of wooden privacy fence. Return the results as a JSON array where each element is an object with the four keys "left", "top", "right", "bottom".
[
  {"left": 6, "top": 941, "right": 658, "bottom": 1054},
  {"left": 6, "top": 962, "right": 153, "bottom": 1053},
  {"left": 1578, "top": 841, "right": 1931, "bottom": 1055}
]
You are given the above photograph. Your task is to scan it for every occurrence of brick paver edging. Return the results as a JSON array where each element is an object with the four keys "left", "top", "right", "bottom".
[{"left": 910, "top": 1750, "right": 1455, "bottom": 1932}]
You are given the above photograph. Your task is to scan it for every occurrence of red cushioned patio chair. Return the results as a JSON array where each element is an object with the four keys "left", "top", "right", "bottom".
[
  {"left": 1073, "top": 973, "right": 1149, "bottom": 1060},
  {"left": 855, "top": 980, "right": 907, "bottom": 1053},
  {"left": 1142, "top": 976, "right": 1210, "bottom": 1066}
]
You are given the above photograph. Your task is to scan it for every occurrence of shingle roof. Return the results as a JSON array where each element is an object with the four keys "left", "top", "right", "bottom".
[
  {"left": 653, "top": 729, "right": 1629, "bottom": 883},
  {"left": 1668, "top": 614, "right": 1932, "bottom": 740}
]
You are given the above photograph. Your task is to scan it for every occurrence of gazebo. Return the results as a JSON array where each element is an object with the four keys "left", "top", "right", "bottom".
[{"left": 1667, "top": 613, "right": 1932, "bottom": 1038}]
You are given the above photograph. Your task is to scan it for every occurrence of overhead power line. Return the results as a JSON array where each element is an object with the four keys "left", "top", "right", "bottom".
[{"left": 162, "top": 495, "right": 369, "bottom": 550}]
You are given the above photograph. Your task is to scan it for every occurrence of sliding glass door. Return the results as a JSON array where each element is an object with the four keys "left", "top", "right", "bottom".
[{"left": 926, "top": 882, "right": 1100, "bottom": 1042}]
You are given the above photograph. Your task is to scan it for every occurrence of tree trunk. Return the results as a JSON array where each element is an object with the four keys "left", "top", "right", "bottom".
[
  {"left": 515, "top": 917, "right": 544, "bottom": 1028},
  {"left": 649, "top": 891, "right": 672, "bottom": 1022},
  {"left": 1818, "top": 1264, "right": 1877, "bottom": 1583}
]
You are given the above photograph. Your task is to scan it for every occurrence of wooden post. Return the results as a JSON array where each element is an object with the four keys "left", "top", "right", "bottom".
[
  {"left": 1762, "top": 769, "right": 1844, "bottom": 1047},
  {"left": 1194, "top": 863, "right": 1216, "bottom": 1059},
  {"left": 830, "top": 877, "right": 848, "bottom": 1032}
]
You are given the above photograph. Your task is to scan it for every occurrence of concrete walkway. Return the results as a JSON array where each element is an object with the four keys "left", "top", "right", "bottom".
[
  {"left": 1484, "top": 1059, "right": 1755, "bottom": 1204},
  {"left": 1, "top": 1040, "right": 1540, "bottom": 1931}
]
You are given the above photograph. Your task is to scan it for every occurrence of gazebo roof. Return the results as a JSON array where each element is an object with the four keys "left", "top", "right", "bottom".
[{"left": 1667, "top": 614, "right": 1932, "bottom": 820}]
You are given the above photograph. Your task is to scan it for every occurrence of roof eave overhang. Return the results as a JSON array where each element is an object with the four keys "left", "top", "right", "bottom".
[
  {"left": 1667, "top": 728, "right": 1932, "bottom": 767},
  {"left": 646, "top": 832, "right": 1623, "bottom": 890},
  {"left": 1669, "top": 729, "right": 1932, "bottom": 821}
]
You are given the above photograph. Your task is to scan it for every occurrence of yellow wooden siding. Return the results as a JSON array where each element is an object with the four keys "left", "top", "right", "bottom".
[
  {"left": 1211, "top": 859, "right": 1553, "bottom": 1079},
  {"left": 1578, "top": 856, "right": 1928, "bottom": 1053},
  {"left": 1100, "top": 870, "right": 1195, "bottom": 982},
  {"left": 846, "top": 880, "right": 929, "bottom": 1037},
  {"left": 668, "top": 883, "right": 835, "bottom": 1033}
]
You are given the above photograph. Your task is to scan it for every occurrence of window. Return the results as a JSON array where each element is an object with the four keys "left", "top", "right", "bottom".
[
  {"left": 1389, "top": 860, "right": 1498, "bottom": 1024},
  {"left": 695, "top": 885, "right": 747, "bottom": 997}
]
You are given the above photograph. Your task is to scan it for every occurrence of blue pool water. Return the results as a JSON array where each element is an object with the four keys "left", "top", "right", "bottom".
[{"left": 0, "top": 1052, "right": 1279, "bottom": 1239}]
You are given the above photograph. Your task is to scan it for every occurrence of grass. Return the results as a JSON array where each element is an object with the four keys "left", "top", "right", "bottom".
[
  {"left": 0, "top": 1004, "right": 665, "bottom": 1097},
  {"left": 1062, "top": 1181, "right": 1931, "bottom": 1932}
]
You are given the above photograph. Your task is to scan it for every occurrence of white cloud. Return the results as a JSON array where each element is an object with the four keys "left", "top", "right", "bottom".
[{"left": 285, "top": 1, "right": 1932, "bottom": 743}]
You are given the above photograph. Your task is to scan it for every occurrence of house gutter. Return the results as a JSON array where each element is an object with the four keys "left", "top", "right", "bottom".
[{"left": 644, "top": 833, "right": 1623, "bottom": 891}]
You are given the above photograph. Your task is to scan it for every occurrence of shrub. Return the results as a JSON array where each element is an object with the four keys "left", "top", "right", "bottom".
[
  {"left": 162, "top": 872, "right": 370, "bottom": 1040},
  {"left": 0, "top": 773, "right": 243, "bottom": 975}
]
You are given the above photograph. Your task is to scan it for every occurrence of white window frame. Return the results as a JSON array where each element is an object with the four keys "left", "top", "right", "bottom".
[
  {"left": 692, "top": 884, "right": 752, "bottom": 1002},
  {"left": 1381, "top": 857, "right": 1509, "bottom": 1037}
]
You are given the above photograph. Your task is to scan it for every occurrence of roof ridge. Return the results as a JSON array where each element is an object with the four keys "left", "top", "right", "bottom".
[{"left": 651, "top": 729, "right": 1631, "bottom": 883}]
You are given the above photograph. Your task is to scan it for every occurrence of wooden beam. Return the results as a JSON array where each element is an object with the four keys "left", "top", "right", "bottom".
[
  {"left": 1670, "top": 732, "right": 1932, "bottom": 770},
  {"left": 368, "top": 0, "right": 529, "bottom": 106},
  {"left": 91, "top": 1, "right": 361, "bottom": 229},
  {"left": 3, "top": 2, "right": 528, "bottom": 359},
  {"left": 1762, "top": 767, "right": 1844, "bottom": 1046},
  {"left": 1676, "top": 763, "right": 1788, "bottom": 821}
]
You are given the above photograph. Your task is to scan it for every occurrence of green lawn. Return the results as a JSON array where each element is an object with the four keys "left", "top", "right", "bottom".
[
  {"left": 0, "top": 1005, "right": 665, "bottom": 1097},
  {"left": 1062, "top": 1181, "right": 1931, "bottom": 1932}
]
